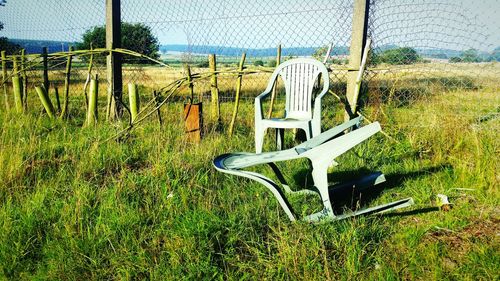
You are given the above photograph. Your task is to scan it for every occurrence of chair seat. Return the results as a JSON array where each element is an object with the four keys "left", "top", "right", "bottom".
[{"left": 260, "top": 118, "right": 311, "bottom": 129}]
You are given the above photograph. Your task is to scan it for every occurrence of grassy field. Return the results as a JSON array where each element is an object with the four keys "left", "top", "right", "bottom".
[{"left": 0, "top": 64, "right": 499, "bottom": 280}]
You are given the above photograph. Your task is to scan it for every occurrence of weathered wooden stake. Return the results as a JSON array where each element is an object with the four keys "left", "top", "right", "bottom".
[
  {"left": 86, "top": 75, "right": 98, "bottom": 126},
  {"left": 83, "top": 43, "right": 94, "bottom": 110},
  {"left": 128, "top": 83, "right": 139, "bottom": 122},
  {"left": 351, "top": 38, "right": 371, "bottom": 115},
  {"left": 60, "top": 46, "right": 73, "bottom": 119},
  {"left": 1, "top": 51, "right": 8, "bottom": 111},
  {"left": 229, "top": 52, "right": 246, "bottom": 136},
  {"left": 208, "top": 54, "right": 220, "bottom": 122},
  {"left": 12, "top": 57, "right": 23, "bottom": 113},
  {"left": 41, "top": 47, "right": 49, "bottom": 92},
  {"left": 152, "top": 90, "right": 162, "bottom": 127},
  {"left": 21, "top": 49, "right": 28, "bottom": 110},
  {"left": 35, "top": 85, "right": 55, "bottom": 118},
  {"left": 267, "top": 44, "right": 282, "bottom": 118},
  {"left": 346, "top": 0, "right": 370, "bottom": 120},
  {"left": 184, "top": 64, "right": 194, "bottom": 100},
  {"left": 323, "top": 43, "right": 333, "bottom": 64},
  {"left": 53, "top": 84, "right": 61, "bottom": 112}
]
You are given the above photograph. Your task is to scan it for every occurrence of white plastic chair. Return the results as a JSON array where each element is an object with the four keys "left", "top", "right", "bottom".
[{"left": 254, "top": 58, "right": 330, "bottom": 153}]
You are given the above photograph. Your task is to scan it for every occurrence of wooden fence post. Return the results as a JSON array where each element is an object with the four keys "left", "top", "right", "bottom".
[
  {"left": 86, "top": 75, "right": 98, "bottom": 126},
  {"left": 106, "top": 0, "right": 123, "bottom": 120},
  {"left": 1, "top": 51, "right": 9, "bottom": 111},
  {"left": 208, "top": 54, "right": 220, "bottom": 123},
  {"left": 12, "top": 57, "right": 23, "bottom": 113},
  {"left": 267, "top": 44, "right": 281, "bottom": 118},
  {"left": 229, "top": 52, "right": 246, "bottom": 136},
  {"left": 185, "top": 64, "right": 194, "bottom": 101},
  {"left": 21, "top": 49, "right": 28, "bottom": 110},
  {"left": 60, "top": 46, "right": 73, "bottom": 119},
  {"left": 152, "top": 90, "right": 162, "bottom": 127},
  {"left": 346, "top": 0, "right": 370, "bottom": 120},
  {"left": 128, "top": 83, "right": 139, "bottom": 122},
  {"left": 53, "top": 84, "right": 61, "bottom": 112},
  {"left": 83, "top": 43, "right": 94, "bottom": 110},
  {"left": 42, "top": 47, "right": 49, "bottom": 92},
  {"left": 35, "top": 85, "right": 55, "bottom": 118}
]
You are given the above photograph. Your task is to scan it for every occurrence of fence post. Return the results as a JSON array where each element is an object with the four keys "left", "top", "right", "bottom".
[
  {"left": 229, "top": 52, "right": 246, "bottom": 136},
  {"left": 42, "top": 47, "right": 49, "bottom": 92},
  {"left": 267, "top": 44, "right": 281, "bottom": 118},
  {"left": 106, "top": 0, "right": 123, "bottom": 120},
  {"left": 53, "top": 84, "right": 61, "bottom": 112},
  {"left": 35, "top": 85, "right": 55, "bottom": 118},
  {"left": 87, "top": 75, "right": 98, "bottom": 126},
  {"left": 152, "top": 90, "right": 162, "bottom": 127},
  {"left": 128, "top": 83, "right": 139, "bottom": 122},
  {"left": 208, "top": 54, "right": 220, "bottom": 123},
  {"left": 21, "top": 49, "right": 28, "bottom": 110},
  {"left": 1, "top": 51, "right": 8, "bottom": 111},
  {"left": 185, "top": 64, "right": 194, "bottom": 101},
  {"left": 346, "top": 0, "right": 370, "bottom": 120},
  {"left": 60, "top": 46, "right": 73, "bottom": 119},
  {"left": 12, "top": 57, "right": 23, "bottom": 113}
]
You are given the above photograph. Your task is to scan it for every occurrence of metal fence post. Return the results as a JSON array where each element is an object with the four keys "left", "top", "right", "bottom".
[{"left": 106, "top": 0, "right": 123, "bottom": 120}]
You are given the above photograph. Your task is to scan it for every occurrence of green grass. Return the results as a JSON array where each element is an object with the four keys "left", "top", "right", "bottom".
[{"left": 0, "top": 88, "right": 498, "bottom": 280}]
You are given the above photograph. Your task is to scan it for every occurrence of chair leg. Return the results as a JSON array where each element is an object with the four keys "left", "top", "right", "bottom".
[
  {"left": 275, "top": 128, "right": 284, "bottom": 151},
  {"left": 310, "top": 164, "right": 335, "bottom": 220},
  {"left": 255, "top": 125, "right": 267, "bottom": 154},
  {"left": 304, "top": 125, "right": 313, "bottom": 140},
  {"left": 311, "top": 120, "right": 321, "bottom": 137}
]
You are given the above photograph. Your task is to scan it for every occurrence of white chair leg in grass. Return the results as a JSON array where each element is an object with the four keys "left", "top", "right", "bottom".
[{"left": 214, "top": 116, "right": 414, "bottom": 222}]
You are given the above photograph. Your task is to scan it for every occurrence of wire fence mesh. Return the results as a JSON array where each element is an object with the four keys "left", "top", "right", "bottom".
[{"left": 0, "top": 0, "right": 498, "bottom": 130}]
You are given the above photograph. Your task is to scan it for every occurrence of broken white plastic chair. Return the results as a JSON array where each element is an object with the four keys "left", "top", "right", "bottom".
[
  {"left": 214, "top": 116, "right": 414, "bottom": 222},
  {"left": 255, "top": 58, "right": 329, "bottom": 153}
]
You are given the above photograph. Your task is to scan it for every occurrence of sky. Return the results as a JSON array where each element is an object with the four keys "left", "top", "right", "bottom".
[{"left": 0, "top": 0, "right": 499, "bottom": 52}]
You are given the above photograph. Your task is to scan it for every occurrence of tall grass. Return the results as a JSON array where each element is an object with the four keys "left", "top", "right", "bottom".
[{"left": 0, "top": 79, "right": 498, "bottom": 280}]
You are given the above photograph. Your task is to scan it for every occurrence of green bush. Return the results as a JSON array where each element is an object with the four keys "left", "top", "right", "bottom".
[
  {"left": 372, "top": 47, "right": 421, "bottom": 65},
  {"left": 253, "top": 60, "right": 264, "bottom": 66},
  {"left": 267, "top": 59, "right": 277, "bottom": 67}
]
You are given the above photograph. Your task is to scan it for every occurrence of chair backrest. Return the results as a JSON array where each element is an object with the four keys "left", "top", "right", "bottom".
[{"left": 273, "top": 58, "right": 329, "bottom": 120}]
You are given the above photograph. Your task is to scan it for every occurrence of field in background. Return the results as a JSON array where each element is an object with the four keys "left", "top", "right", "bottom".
[{"left": 0, "top": 62, "right": 499, "bottom": 279}]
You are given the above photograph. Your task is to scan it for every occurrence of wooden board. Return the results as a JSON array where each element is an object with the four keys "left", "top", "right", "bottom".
[{"left": 184, "top": 103, "right": 203, "bottom": 143}]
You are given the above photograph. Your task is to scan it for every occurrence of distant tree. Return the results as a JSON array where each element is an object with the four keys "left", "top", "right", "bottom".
[
  {"left": 486, "top": 47, "right": 500, "bottom": 62},
  {"left": 449, "top": 57, "right": 463, "bottom": 63},
  {"left": 253, "top": 60, "right": 264, "bottom": 66},
  {"left": 0, "top": 0, "right": 21, "bottom": 54},
  {"left": 267, "top": 59, "right": 277, "bottom": 67},
  {"left": 76, "top": 22, "right": 159, "bottom": 64},
  {"left": 313, "top": 45, "right": 329, "bottom": 61},
  {"left": 196, "top": 60, "right": 209, "bottom": 68},
  {"left": 372, "top": 47, "right": 420, "bottom": 65},
  {"left": 460, "top": 49, "right": 481, "bottom": 63},
  {"left": 0, "top": 37, "right": 21, "bottom": 54}
]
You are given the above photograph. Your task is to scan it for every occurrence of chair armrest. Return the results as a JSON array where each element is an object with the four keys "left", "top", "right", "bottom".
[
  {"left": 312, "top": 87, "right": 329, "bottom": 122},
  {"left": 255, "top": 88, "right": 273, "bottom": 120}
]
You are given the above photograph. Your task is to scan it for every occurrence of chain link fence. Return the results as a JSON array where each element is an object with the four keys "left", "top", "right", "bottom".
[{"left": 1, "top": 0, "right": 499, "bottom": 129}]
